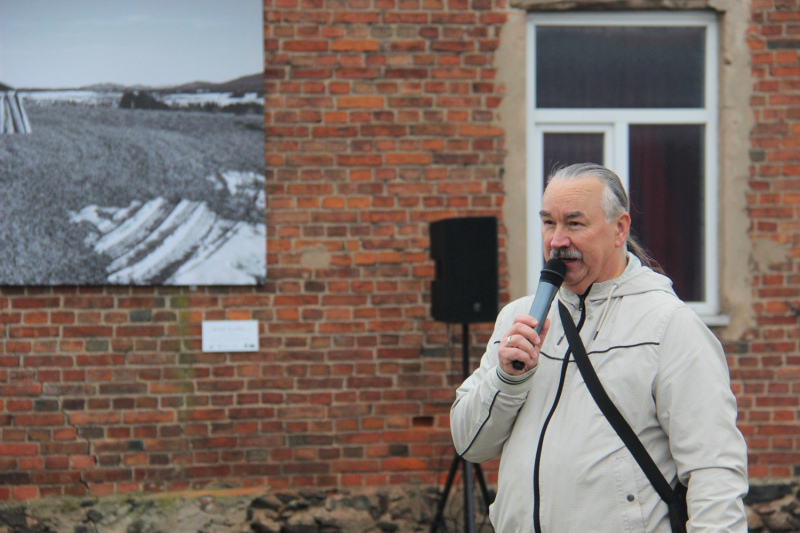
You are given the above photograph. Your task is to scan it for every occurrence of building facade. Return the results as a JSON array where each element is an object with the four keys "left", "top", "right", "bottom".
[{"left": 0, "top": 0, "right": 798, "bottom": 505}]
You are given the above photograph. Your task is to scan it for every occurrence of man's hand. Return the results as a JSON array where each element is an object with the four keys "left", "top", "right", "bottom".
[{"left": 498, "top": 315, "right": 550, "bottom": 375}]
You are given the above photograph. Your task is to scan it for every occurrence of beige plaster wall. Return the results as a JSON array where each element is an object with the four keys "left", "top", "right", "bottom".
[
  {"left": 711, "top": 0, "right": 755, "bottom": 340},
  {"left": 497, "top": 9, "right": 530, "bottom": 302},
  {"left": 496, "top": 1, "right": 754, "bottom": 339}
]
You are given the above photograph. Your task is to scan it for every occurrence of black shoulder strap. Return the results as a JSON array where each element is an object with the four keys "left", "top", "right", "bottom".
[{"left": 557, "top": 300, "right": 677, "bottom": 505}]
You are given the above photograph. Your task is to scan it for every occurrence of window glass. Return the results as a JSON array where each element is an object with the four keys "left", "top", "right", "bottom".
[
  {"left": 628, "top": 124, "right": 705, "bottom": 301},
  {"left": 536, "top": 26, "right": 705, "bottom": 108},
  {"left": 528, "top": 13, "right": 718, "bottom": 312},
  {"left": 543, "top": 133, "right": 604, "bottom": 187}
]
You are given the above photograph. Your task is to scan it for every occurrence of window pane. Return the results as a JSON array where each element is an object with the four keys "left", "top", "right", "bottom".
[
  {"left": 537, "top": 26, "right": 705, "bottom": 108},
  {"left": 543, "top": 133, "right": 604, "bottom": 188},
  {"left": 628, "top": 125, "right": 704, "bottom": 302}
]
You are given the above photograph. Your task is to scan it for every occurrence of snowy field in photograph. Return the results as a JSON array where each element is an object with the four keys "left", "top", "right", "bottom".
[
  {"left": 22, "top": 90, "right": 123, "bottom": 106},
  {"left": 161, "top": 92, "right": 262, "bottom": 107},
  {"left": 69, "top": 182, "right": 266, "bottom": 285},
  {"left": 22, "top": 90, "right": 264, "bottom": 108}
]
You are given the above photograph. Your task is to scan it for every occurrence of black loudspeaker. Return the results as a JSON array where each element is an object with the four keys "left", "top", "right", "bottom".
[{"left": 429, "top": 216, "right": 499, "bottom": 324}]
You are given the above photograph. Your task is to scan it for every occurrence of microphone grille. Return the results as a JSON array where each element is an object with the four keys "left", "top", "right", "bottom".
[{"left": 540, "top": 258, "right": 567, "bottom": 285}]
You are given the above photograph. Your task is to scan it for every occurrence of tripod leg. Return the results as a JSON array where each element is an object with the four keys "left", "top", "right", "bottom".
[
  {"left": 459, "top": 323, "right": 479, "bottom": 532},
  {"left": 472, "top": 463, "right": 494, "bottom": 514},
  {"left": 430, "top": 453, "right": 462, "bottom": 533},
  {"left": 429, "top": 323, "right": 482, "bottom": 533},
  {"left": 463, "top": 460, "right": 476, "bottom": 533}
]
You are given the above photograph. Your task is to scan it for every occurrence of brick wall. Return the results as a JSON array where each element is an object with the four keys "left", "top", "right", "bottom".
[
  {"left": 738, "top": 0, "right": 800, "bottom": 479},
  {"left": 1, "top": 0, "right": 799, "bottom": 503},
  {"left": 264, "top": 0, "right": 509, "bottom": 489}
]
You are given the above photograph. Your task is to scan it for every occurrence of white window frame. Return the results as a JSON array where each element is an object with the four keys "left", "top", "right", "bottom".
[{"left": 526, "top": 11, "right": 722, "bottom": 320}]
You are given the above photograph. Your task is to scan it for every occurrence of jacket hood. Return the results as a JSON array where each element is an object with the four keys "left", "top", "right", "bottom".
[
  {"left": 558, "top": 252, "right": 676, "bottom": 306},
  {"left": 556, "top": 253, "right": 678, "bottom": 339}
]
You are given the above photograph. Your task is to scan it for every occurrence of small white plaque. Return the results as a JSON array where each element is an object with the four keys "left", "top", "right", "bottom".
[{"left": 202, "top": 320, "right": 259, "bottom": 352}]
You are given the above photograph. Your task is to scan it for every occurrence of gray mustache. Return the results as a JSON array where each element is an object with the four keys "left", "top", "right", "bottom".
[{"left": 550, "top": 248, "right": 582, "bottom": 261}]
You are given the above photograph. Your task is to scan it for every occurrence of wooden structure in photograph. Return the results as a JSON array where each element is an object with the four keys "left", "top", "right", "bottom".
[{"left": 0, "top": 83, "right": 32, "bottom": 134}]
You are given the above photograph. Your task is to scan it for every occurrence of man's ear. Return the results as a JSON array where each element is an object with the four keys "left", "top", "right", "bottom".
[{"left": 615, "top": 212, "right": 631, "bottom": 248}]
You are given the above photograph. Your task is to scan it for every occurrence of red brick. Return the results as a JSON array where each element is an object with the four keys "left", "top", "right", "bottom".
[
  {"left": 11, "top": 298, "right": 60, "bottom": 309},
  {"left": 337, "top": 154, "right": 383, "bottom": 166},
  {"left": 13, "top": 413, "right": 64, "bottom": 426},
  {"left": 0, "top": 383, "right": 42, "bottom": 396},
  {"left": 385, "top": 153, "right": 432, "bottom": 165},
  {"left": 381, "top": 458, "right": 428, "bottom": 471},
  {"left": 332, "top": 12, "right": 380, "bottom": 23},
  {"left": 337, "top": 96, "right": 384, "bottom": 109},
  {"left": 331, "top": 40, "right": 379, "bottom": 52},
  {"left": 63, "top": 296, "right": 114, "bottom": 308},
  {"left": 0, "top": 443, "right": 38, "bottom": 456},
  {"left": 62, "top": 326, "right": 113, "bottom": 338},
  {"left": 115, "top": 326, "right": 165, "bottom": 337},
  {"left": 123, "top": 411, "right": 175, "bottom": 424},
  {"left": 283, "top": 40, "right": 328, "bottom": 52},
  {"left": 460, "top": 124, "right": 503, "bottom": 137},
  {"left": 385, "top": 68, "right": 430, "bottom": 80},
  {"left": 8, "top": 326, "right": 60, "bottom": 338},
  {"left": 312, "top": 126, "right": 358, "bottom": 137}
]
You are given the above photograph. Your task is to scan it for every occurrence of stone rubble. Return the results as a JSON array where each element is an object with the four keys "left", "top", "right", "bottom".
[
  {"left": 745, "top": 484, "right": 800, "bottom": 533},
  {"left": 0, "top": 486, "right": 490, "bottom": 533},
  {"left": 0, "top": 483, "right": 795, "bottom": 533}
]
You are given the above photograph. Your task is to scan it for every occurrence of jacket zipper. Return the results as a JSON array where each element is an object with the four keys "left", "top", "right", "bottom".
[{"left": 533, "top": 291, "right": 589, "bottom": 533}]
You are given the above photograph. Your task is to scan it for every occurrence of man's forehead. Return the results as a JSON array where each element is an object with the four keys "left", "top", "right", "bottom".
[{"left": 541, "top": 177, "right": 605, "bottom": 212}]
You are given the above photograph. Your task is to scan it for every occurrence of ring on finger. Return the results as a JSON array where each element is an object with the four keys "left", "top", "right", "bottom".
[{"left": 507, "top": 335, "right": 513, "bottom": 345}]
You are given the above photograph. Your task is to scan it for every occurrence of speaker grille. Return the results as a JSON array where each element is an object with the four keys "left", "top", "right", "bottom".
[{"left": 429, "top": 217, "right": 498, "bottom": 324}]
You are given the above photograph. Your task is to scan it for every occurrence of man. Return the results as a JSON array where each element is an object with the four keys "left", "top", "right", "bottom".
[{"left": 450, "top": 163, "right": 748, "bottom": 532}]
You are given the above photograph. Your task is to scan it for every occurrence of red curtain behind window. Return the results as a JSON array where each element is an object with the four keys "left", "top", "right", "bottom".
[{"left": 629, "top": 125, "right": 704, "bottom": 302}]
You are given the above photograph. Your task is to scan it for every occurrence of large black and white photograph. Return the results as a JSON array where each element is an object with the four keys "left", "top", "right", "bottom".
[{"left": 0, "top": 0, "right": 265, "bottom": 285}]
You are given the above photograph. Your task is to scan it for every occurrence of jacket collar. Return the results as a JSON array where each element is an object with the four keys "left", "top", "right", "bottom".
[{"left": 557, "top": 253, "right": 642, "bottom": 310}]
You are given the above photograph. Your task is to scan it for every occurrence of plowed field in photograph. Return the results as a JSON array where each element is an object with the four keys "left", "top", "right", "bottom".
[{"left": 0, "top": 104, "right": 264, "bottom": 284}]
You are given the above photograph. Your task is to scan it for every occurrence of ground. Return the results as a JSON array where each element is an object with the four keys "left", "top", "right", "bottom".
[{"left": 0, "top": 486, "right": 494, "bottom": 533}]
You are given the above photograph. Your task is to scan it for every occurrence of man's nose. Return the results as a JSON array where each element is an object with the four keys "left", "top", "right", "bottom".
[{"left": 549, "top": 225, "right": 570, "bottom": 248}]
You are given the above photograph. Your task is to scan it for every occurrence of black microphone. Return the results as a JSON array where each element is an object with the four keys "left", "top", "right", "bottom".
[{"left": 511, "top": 258, "right": 567, "bottom": 370}]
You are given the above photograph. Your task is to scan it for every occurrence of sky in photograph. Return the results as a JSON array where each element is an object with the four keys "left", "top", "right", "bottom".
[{"left": 0, "top": 0, "right": 263, "bottom": 89}]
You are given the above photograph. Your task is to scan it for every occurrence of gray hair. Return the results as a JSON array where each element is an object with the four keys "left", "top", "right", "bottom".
[{"left": 545, "top": 163, "right": 663, "bottom": 273}]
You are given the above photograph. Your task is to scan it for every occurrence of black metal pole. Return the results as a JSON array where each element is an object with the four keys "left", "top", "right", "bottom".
[
  {"left": 462, "top": 323, "right": 476, "bottom": 533},
  {"left": 430, "top": 322, "right": 493, "bottom": 533},
  {"left": 430, "top": 453, "right": 461, "bottom": 533}
]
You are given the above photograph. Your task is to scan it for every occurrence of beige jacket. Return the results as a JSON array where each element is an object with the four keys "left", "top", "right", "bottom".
[{"left": 451, "top": 255, "right": 748, "bottom": 532}]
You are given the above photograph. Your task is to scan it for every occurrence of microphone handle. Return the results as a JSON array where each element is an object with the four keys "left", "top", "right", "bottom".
[{"left": 510, "top": 281, "right": 558, "bottom": 370}]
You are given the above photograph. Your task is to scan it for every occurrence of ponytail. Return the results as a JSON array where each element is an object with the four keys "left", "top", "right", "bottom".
[{"left": 626, "top": 235, "right": 664, "bottom": 274}]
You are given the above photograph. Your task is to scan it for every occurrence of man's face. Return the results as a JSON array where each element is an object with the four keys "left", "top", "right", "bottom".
[{"left": 540, "top": 176, "right": 630, "bottom": 295}]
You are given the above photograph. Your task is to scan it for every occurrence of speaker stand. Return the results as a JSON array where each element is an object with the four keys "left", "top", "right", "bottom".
[{"left": 430, "top": 323, "right": 493, "bottom": 533}]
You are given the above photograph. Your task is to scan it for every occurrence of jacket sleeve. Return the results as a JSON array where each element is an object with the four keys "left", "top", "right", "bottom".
[
  {"left": 450, "top": 299, "right": 537, "bottom": 463},
  {"left": 654, "top": 306, "right": 749, "bottom": 533}
]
